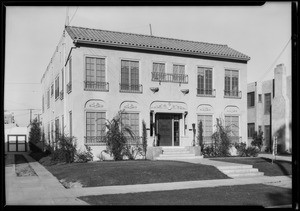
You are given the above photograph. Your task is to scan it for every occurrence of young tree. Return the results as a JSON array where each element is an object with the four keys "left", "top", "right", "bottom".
[
  {"left": 197, "top": 120, "right": 204, "bottom": 150},
  {"left": 142, "top": 120, "right": 147, "bottom": 160},
  {"left": 29, "top": 119, "right": 41, "bottom": 144}
]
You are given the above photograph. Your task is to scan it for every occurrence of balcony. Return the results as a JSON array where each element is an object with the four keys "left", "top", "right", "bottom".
[
  {"left": 59, "top": 90, "right": 64, "bottom": 100},
  {"left": 151, "top": 72, "right": 188, "bottom": 84},
  {"left": 224, "top": 90, "right": 242, "bottom": 99},
  {"left": 84, "top": 136, "right": 106, "bottom": 146},
  {"left": 196, "top": 89, "right": 216, "bottom": 97},
  {"left": 120, "top": 84, "right": 143, "bottom": 93},
  {"left": 84, "top": 81, "right": 109, "bottom": 92},
  {"left": 67, "top": 82, "right": 72, "bottom": 94}
]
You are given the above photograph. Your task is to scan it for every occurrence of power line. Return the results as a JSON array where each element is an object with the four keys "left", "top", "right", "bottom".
[
  {"left": 257, "top": 37, "right": 291, "bottom": 82},
  {"left": 69, "top": 7, "right": 79, "bottom": 25}
]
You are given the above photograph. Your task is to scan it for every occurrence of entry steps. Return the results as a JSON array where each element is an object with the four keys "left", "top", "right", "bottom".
[
  {"left": 156, "top": 147, "right": 202, "bottom": 160},
  {"left": 217, "top": 165, "right": 264, "bottom": 178}
]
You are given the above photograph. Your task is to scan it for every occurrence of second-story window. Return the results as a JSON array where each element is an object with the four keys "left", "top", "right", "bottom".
[
  {"left": 247, "top": 92, "right": 255, "bottom": 107},
  {"left": 152, "top": 62, "right": 165, "bottom": 81},
  {"left": 120, "top": 60, "right": 142, "bottom": 93},
  {"left": 173, "top": 64, "right": 185, "bottom": 83},
  {"left": 60, "top": 68, "right": 64, "bottom": 100},
  {"left": 51, "top": 84, "right": 54, "bottom": 97},
  {"left": 85, "top": 57, "right": 107, "bottom": 91},
  {"left": 224, "top": 69, "right": 240, "bottom": 98},
  {"left": 55, "top": 76, "right": 59, "bottom": 100},
  {"left": 47, "top": 89, "right": 50, "bottom": 109},
  {"left": 197, "top": 67, "right": 214, "bottom": 96}
]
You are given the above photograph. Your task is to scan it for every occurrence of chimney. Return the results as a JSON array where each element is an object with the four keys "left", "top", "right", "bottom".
[{"left": 274, "top": 63, "right": 286, "bottom": 98}]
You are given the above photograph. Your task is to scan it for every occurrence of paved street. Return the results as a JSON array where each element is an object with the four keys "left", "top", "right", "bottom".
[{"left": 5, "top": 153, "right": 292, "bottom": 205}]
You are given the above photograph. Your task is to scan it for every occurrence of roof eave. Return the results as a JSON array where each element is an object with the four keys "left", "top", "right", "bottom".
[{"left": 74, "top": 39, "right": 250, "bottom": 62}]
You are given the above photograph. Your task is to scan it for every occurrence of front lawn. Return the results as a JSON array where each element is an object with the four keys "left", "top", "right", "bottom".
[
  {"left": 210, "top": 157, "right": 292, "bottom": 176},
  {"left": 43, "top": 160, "right": 230, "bottom": 187},
  {"left": 78, "top": 184, "right": 292, "bottom": 206}
]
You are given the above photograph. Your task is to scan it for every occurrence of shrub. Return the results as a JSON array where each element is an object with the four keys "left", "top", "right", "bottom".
[
  {"left": 251, "top": 131, "right": 263, "bottom": 150},
  {"left": 28, "top": 119, "right": 41, "bottom": 144},
  {"left": 103, "top": 111, "right": 135, "bottom": 161},
  {"left": 197, "top": 120, "right": 204, "bottom": 151},
  {"left": 123, "top": 144, "right": 143, "bottom": 160},
  {"left": 75, "top": 145, "right": 93, "bottom": 163},
  {"left": 211, "top": 118, "right": 232, "bottom": 157},
  {"left": 234, "top": 142, "right": 260, "bottom": 157},
  {"left": 49, "top": 135, "right": 77, "bottom": 163},
  {"left": 202, "top": 144, "right": 215, "bottom": 158},
  {"left": 142, "top": 120, "right": 147, "bottom": 159}
]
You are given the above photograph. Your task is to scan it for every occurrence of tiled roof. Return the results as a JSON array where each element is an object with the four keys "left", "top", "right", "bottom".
[{"left": 65, "top": 26, "right": 250, "bottom": 62}]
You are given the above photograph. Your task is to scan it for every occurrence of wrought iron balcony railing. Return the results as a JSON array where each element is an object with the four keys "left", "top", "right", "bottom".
[
  {"left": 84, "top": 136, "right": 106, "bottom": 146},
  {"left": 119, "top": 84, "right": 143, "bottom": 93},
  {"left": 84, "top": 81, "right": 109, "bottom": 92},
  {"left": 67, "top": 82, "right": 72, "bottom": 94},
  {"left": 224, "top": 90, "right": 242, "bottom": 99},
  {"left": 196, "top": 89, "right": 216, "bottom": 97},
  {"left": 59, "top": 90, "right": 64, "bottom": 100},
  {"left": 151, "top": 72, "right": 188, "bottom": 84}
]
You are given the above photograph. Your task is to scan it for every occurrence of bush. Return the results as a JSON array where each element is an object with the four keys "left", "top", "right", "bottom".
[
  {"left": 211, "top": 118, "right": 232, "bottom": 157},
  {"left": 197, "top": 120, "right": 204, "bottom": 151},
  {"left": 142, "top": 120, "right": 147, "bottom": 160},
  {"left": 234, "top": 142, "right": 260, "bottom": 157},
  {"left": 29, "top": 141, "right": 43, "bottom": 153},
  {"left": 28, "top": 119, "right": 41, "bottom": 144},
  {"left": 123, "top": 144, "right": 143, "bottom": 160},
  {"left": 49, "top": 135, "right": 77, "bottom": 163},
  {"left": 103, "top": 111, "right": 136, "bottom": 161},
  {"left": 202, "top": 144, "right": 215, "bottom": 158},
  {"left": 251, "top": 131, "right": 263, "bottom": 150},
  {"left": 75, "top": 145, "right": 93, "bottom": 163}
]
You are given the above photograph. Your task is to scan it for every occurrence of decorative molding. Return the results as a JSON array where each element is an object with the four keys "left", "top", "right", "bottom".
[
  {"left": 181, "top": 89, "right": 189, "bottom": 95},
  {"left": 224, "top": 106, "right": 240, "bottom": 114},
  {"left": 197, "top": 104, "right": 213, "bottom": 113},
  {"left": 85, "top": 100, "right": 106, "bottom": 110},
  {"left": 150, "top": 101, "right": 187, "bottom": 111},
  {"left": 150, "top": 87, "right": 159, "bottom": 93},
  {"left": 120, "top": 101, "right": 139, "bottom": 111}
]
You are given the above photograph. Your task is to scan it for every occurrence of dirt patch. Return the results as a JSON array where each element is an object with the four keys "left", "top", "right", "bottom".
[
  {"left": 15, "top": 154, "right": 37, "bottom": 177},
  {"left": 59, "top": 179, "right": 83, "bottom": 189}
]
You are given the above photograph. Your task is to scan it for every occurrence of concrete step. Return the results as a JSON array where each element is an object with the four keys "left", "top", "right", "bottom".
[
  {"left": 221, "top": 168, "right": 259, "bottom": 174},
  {"left": 217, "top": 165, "right": 253, "bottom": 170},
  {"left": 159, "top": 153, "right": 196, "bottom": 158},
  {"left": 226, "top": 172, "right": 264, "bottom": 178},
  {"left": 156, "top": 156, "right": 203, "bottom": 160},
  {"left": 162, "top": 151, "right": 191, "bottom": 155}
]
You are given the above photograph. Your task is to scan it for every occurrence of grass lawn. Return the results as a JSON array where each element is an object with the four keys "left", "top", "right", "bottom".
[
  {"left": 210, "top": 157, "right": 292, "bottom": 176},
  {"left": 43, "top": 160, "right": 230, "bottom": 187},
  {"left": 78, "top": 184, "right": 292, "bottom": 206}
]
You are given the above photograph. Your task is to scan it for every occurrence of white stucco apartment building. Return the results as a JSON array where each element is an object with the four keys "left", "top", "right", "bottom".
[
  {"left": 40, "top": 25, "right": 250, "bottom": 160},
  {"left": 247, "top": 64, "right": 291, "bottom": 153}
]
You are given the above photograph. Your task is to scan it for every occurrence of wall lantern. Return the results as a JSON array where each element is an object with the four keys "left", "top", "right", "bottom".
[
  {"left": 181, "top": 89, "right": 189, "bottom": 95},
  {"left": 150, "top": 87, "right": 159, "bottom": 93}
]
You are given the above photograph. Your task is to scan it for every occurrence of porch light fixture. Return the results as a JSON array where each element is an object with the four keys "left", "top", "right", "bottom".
[
  {"left": 150, "top": 87, "right": 159, "bottom": 93},
  {"left": 181, "top": 89, "right": 189, "bottom": 95}
]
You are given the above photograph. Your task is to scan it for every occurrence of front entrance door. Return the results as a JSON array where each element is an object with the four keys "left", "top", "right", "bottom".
[
  {"left": 156, "top": 113, "right": 181, "bottom": 146},
  {"left": 157, "top": 114, "right": 173, "bottom": 146}
]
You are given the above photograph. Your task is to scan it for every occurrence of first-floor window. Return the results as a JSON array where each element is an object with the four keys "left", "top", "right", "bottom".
[
  {"left": 248, "top": 123, "right": 255, "bottom": 138},
  {"left": 47, "top": 123, "right": 50, "bottom": 144},
  {"left": 51, "top": 121, "right": 54, "bottom": 145},
  {"left": 225, "top": 116, "right": 239, "bottom": 142},
  {"left": 86, "top": 112, "right": 106, "bottom": 145},
  {"left": 197, "top": 115, "right": 213, "bottom": 145},
  {"left": 121, "top": 113, "right": 139, "bottom": 143},
  {"left": 69, "top": 111, "right": 72, "bottom": 137}
]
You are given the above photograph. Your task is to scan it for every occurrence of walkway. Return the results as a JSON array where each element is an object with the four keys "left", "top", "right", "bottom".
[
  {"left": 5, "top": 153, "right": 88, "bottom": 205},
  {"left": 5, "top": 153, "right": 292, "bottom": 205}
]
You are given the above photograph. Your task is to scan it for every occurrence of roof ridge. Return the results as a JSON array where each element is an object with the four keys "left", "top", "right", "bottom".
[{"left": 66, "top": 25, "right": 228, "bottom": 47}]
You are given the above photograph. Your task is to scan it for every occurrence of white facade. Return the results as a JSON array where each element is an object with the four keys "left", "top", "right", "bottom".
[{"left": 41, "top": 26, "right": 249, "bottom": 160}]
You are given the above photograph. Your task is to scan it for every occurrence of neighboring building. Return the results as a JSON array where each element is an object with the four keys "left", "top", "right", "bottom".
[
  {"left": 247, "top": 64, "right": 291, "bottom": 153},
  {"left": 5, "top": 124, "right": 29, "bottom": 152},
  {"left": 4, "top": 112, "right": 15, "bottom": 124},
  {"left": 40, "top": 25, "right": 250, "bottom": 160}
]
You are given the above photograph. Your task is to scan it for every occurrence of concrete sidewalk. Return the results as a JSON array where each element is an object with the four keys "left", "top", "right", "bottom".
[
  {"left": 69, "top": 175, "right": 292, "bottom": 197},
  {"left": 5, "top": 153, "right": 88, "bottom": 205}
]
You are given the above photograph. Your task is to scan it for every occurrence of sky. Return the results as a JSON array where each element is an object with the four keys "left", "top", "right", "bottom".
[{"left": 5, "top": 3, "right": 292, "bottom": 127}]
